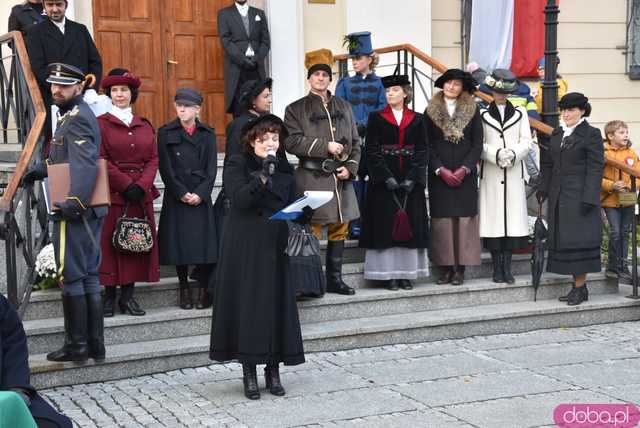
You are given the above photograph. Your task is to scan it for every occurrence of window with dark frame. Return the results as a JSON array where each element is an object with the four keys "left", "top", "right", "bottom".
[{"left": 627, "top": 0, "right": 640, "bottom": 79}]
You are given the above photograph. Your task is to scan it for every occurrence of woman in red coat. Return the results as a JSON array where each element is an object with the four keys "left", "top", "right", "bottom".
[{"left": 98, "top": 68, "right": 160, "bottom": 317}]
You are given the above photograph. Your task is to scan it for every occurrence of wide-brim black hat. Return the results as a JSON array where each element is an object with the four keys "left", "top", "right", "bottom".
[
  {"left": 240, "top": 113, "right": 288, "bottom": 139},
  {"left": 238, "top": 78, "right": 273, "bottom": 111},
  {"left": 434, "top": 68, "right": 477, "bottom": 94},
  {"left": 558, "top": 92, "right": 591, "bottom": 117},
  {"left": 381, "top": 74, "right": 410, "bottom": 88}
]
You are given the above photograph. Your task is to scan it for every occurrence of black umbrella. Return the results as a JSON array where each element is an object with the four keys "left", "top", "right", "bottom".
[{"left": 531, "top": 202, "right": 548, "bottom": 301}]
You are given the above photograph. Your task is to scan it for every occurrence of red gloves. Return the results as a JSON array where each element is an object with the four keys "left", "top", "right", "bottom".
[
  {"left": 439, "top": 168, "right": 462, "bottom": 187},
  {"left": 452, "top": 167, "right": 468, "bottom": 183}
]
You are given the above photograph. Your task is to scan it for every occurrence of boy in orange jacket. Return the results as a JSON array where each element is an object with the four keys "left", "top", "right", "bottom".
[{"left": 601, "top": 120, "right": 640, "bottom": 282}]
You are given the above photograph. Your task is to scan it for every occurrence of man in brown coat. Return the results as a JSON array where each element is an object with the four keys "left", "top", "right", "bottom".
[{"left": 284, "top": 49, "right": 361, "bottom": 295}]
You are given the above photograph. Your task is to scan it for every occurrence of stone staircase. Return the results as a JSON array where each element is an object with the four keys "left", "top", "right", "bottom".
[{"left": 14, "top": 154, "right": 640, "bottom": 389}]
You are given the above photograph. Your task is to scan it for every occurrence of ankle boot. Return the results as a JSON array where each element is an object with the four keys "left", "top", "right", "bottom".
[
  {"left": 451, "top": 266, "right": 465, "bottom": 286},
  {"left": 196, "top": 287, "right": 211, "bottom": 309},
  {"left": 567, "top": 284, "right": 589, "bottom": 306},
  {"left": 490, "top": 251, "right": 504, "bottom": 283},
  {"left": 119, "top": 284, "right": 145, "bottom": 316},
  {"left": 436, "top": 267, "right": 453, "bottom": 284},
  {"left": 264, "top": 364, "right": 285, "bottom": 396},
  {"left": 385, "top": 279, "right": 399, "bottom": 290},
  {"left": 325, "top": 241, "right": 355, "bottom": 295},
  {"left": 502, "top": 250, "right": 515, "bottom": 284},
  {"left": 103, "top": 287, "right": 116, "bottom": 318},
  {"left": 242, "top": 364, "right": 260, "bottom": 400},
  {"left": 398, "top": 279, "right": 413, "bottom": 290},
  {"left": 558, "top": 284, "right": 575, "bottom": 302},
  {"left": 179, "top": 282, "right": 193, "bottom": 309},
  {"left": 47, "top": 295, "right": 89, "bottom": 362},
  {"left": 86, "top": 293, "right": 105, "bottom": 360}
]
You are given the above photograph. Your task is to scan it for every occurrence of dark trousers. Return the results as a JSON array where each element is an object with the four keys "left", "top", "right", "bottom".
[
  {"left": 52, "top": 216, "right": 104, "bottom": 296},
  {"left": 604, "top": 207, "right": 634, "bottom": 272}
]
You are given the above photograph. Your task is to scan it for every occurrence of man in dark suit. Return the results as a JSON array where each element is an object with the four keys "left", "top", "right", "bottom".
[
  {"left": 1, "top": 294, "right": 73, "bottom": 427},
  {"left": 26, "top": 0, "right": 102, "bottom": 140},
  {"left": 217, "top": 0, "right": 270, "bottom": 116}
]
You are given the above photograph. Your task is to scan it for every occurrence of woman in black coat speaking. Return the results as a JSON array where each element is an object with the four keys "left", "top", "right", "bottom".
[
  {"left": 210, "top": 114, "right": 305, "bottom": 400},
  {"left": 359, "top": 75, "right": 429, "bottom": 291},
  {"left": 537, "top": 92, "right": 605, "bottom": 306}
]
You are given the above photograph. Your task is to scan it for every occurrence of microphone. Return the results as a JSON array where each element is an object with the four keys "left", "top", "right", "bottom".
[{"left": 265, "top": 150, "right": 277, "bottom": 176}]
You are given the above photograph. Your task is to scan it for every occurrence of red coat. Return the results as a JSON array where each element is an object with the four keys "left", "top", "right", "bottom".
[{"left": 98, "top": 113, "right": 160, "bottom": 286}]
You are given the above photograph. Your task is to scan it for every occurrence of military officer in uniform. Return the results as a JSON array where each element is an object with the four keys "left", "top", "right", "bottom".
[{"left": 24, "top": 63, "right": 107, "bottom": 363}]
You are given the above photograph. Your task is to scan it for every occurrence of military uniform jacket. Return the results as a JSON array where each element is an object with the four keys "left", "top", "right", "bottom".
[
  {"left": 284, "top": 92, "right": 361, "bottom": 224},
  {"left": 335, "top": 73, "right": 386, "bottom": 127},
  {"left": 49, "top": 97, "right": 106, "bottom": 219}
]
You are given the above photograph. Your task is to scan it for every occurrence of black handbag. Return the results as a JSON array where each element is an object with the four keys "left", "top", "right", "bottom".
[
  {"left": 112, "top": 203, "right": 154, "bottom": 254},
  {"left": 285, "top": 221, "right": 325, "bottom": 298}
]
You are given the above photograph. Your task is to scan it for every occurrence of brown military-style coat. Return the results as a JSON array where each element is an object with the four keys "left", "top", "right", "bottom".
[{"left": 283, "top": 92, "right": 361, "bottom": 224}]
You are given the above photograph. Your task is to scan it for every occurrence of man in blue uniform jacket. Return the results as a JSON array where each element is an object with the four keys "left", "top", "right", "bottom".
[
  {"left": 24, "top": 63, "right": 107, "bottom": 363},
  {"left": 0, "top": 294, "right": 72, "bottom": 427},
  {"left": 335, "top": 31, "right": 386, "bottom": 238}
]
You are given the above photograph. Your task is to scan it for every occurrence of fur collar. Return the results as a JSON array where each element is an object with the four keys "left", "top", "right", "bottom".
[{"left": 426, "top": 91, "right": 477, "bottom": 143}]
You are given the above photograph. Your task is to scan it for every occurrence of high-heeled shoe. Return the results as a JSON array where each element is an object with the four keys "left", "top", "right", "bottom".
[
  {"left": 118, "top": 284, "right": 145, "bottom": 316},
  {"left": 242, "top": 364, "right": 260, "bottom": 400},
  {"left": 264, "top": 364, "right": 285, "bottom": 396}
]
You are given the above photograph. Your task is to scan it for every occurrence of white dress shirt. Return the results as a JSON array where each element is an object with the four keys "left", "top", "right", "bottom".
[{"left": 53, "top": 17, "right": 66, "bottom": 35}]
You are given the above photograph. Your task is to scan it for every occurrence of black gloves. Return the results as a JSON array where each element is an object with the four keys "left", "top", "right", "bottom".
[
  {"left": 580, "top": 203, "right": 595, "bottom": 215},
  {"left": 122, "top": 183, "right": 145, "bottom": 202},
  {"left": 356, "top": 123, "right": 367, "bottom": 138},
  {"left": 22, "top": 162, "right": 47, "bottom": 185},
  {"left": 385, "top": 177, "right": 400, "bottom": 191},
  {"left": 294, "top": 205, "right": 315, "bottom": 224},
  {"left": 242, "top": 58, "right": 257, "bottom": 70},
  {"left": 54, "top": 199, "right": 86, "bottom": 221},
  {"left": 400, "top": 179, "right": 415, "bottom": 194},
  {"left": 262, "top": 154, "right": 278, "bottom": 177}
]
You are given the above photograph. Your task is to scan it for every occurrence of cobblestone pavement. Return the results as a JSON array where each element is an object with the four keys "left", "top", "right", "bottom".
[{"left": 41, "top": 321, "right": 640, "bottom": 428}]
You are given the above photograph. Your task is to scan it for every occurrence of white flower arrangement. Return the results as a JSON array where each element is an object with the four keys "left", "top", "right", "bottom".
[{"left": 34, "top": 243, "right": 61, "bottom": 290}]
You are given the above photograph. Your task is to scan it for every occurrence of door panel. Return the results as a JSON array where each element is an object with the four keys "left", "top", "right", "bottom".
[
  {"left": 92, "top": 0, "right": 165, "bottom": 128},
  {"left": 93, "top": 0, "right": 233, "bottom": 149}
]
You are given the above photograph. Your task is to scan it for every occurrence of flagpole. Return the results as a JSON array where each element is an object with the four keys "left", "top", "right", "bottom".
[{"left": 541, "top": 0, "right": 560, "bottom": 130}]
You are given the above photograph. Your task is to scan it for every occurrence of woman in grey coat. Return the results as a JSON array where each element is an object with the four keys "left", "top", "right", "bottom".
[{"left": 537, "top": 92, "right": 605, "bottom": 306}]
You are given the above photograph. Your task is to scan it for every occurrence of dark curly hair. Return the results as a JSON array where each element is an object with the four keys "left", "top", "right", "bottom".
[
  {"left": 242, "top": 119, "right": 283, "bottom": 154},
  {"left": 105, "top": 68, "right": 139, "bottom": 104}
]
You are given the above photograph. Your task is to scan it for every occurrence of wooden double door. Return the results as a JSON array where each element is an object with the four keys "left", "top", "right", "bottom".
[{"left": 92, "top": 0, "right": 233, "bottom": 150}]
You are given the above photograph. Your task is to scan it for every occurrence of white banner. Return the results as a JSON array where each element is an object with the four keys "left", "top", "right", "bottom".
[{"left": 468, "top": 0, "right": 514, "bottom": 72}]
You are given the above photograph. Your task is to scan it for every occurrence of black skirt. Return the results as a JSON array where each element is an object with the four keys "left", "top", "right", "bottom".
[{"left": 483, "top": 236, "right": 530, "bottom": 250}]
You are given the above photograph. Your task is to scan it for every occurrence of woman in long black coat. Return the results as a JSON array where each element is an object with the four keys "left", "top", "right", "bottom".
[
  {"left": 210, "top": 114, "right": 304, "bottom": 400},
  {"left": 424, "top": 69, "right": 483, "bottom": 286},
  {"left": 359, "top": 75, "right": 429, "bottom": 290},
  {"left": 158, "top": 88, "right": 218, "bottom": 310},
  {"left": 537, "top": 93, "right": 604, "bottom": 306}
]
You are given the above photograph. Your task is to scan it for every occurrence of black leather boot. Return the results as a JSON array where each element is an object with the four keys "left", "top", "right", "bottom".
[
  {"left": 490, "top": 251, "right": 504, "bottom": 283},
  {"left": 103, "top": 286, "right": 116, "bottom": 318},
  {"left": 325, "top": 241, "right": 355, "bottom": 295},
  {"left": 567, "top": 284, "right": 588, "bottom": 306},
  {"left": 436, "top": 267, "right": 453, "bottom": 284},
  {"left": 179, "top": 282, "right": 193, "bottom": 310},
  {"left": 119, "top": 284, "right": 145, "bottom": 316},
  {"left": 196, "top": 287, "right": 211, "bottom": 309},
  {"left": 47, "top": 295, "right": 89, "bottom": 362},
  {"left": 558, "top": 284, "right": 575, "bottom": 302},
  {"left": 398, "top": 279, "right": 413, "bottom": 290},
  {"left": 86, "top": 293, "right": 105, "bottom": 360},
  {"left": 502, "top": 250, "right": 515, "bottom": 284},
  {"left": 385, "top": 279, "right": 399, "bottom": 290},
  {"left": 264, "top": 364, "right": 285, "bottom": 396},
  {"left": 242, "top": 364, "right": 260, "bottom": 400}
]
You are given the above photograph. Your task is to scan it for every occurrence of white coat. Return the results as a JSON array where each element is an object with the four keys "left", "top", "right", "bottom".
[{"left": 478, "top": 102, "right": 532, "bottom": 238}]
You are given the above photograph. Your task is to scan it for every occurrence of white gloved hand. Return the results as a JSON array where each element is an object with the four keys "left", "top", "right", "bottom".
[
  {"left": 497, "top": 148, "right": 516, "bottom": 168},
  {"left": 83, "top": 89, "right": 99, "bottom": 104}
]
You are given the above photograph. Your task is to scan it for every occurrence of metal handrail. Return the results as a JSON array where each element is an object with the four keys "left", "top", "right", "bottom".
[{"left": 0, "top": 31, "right": 47, "bottom": 313}]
